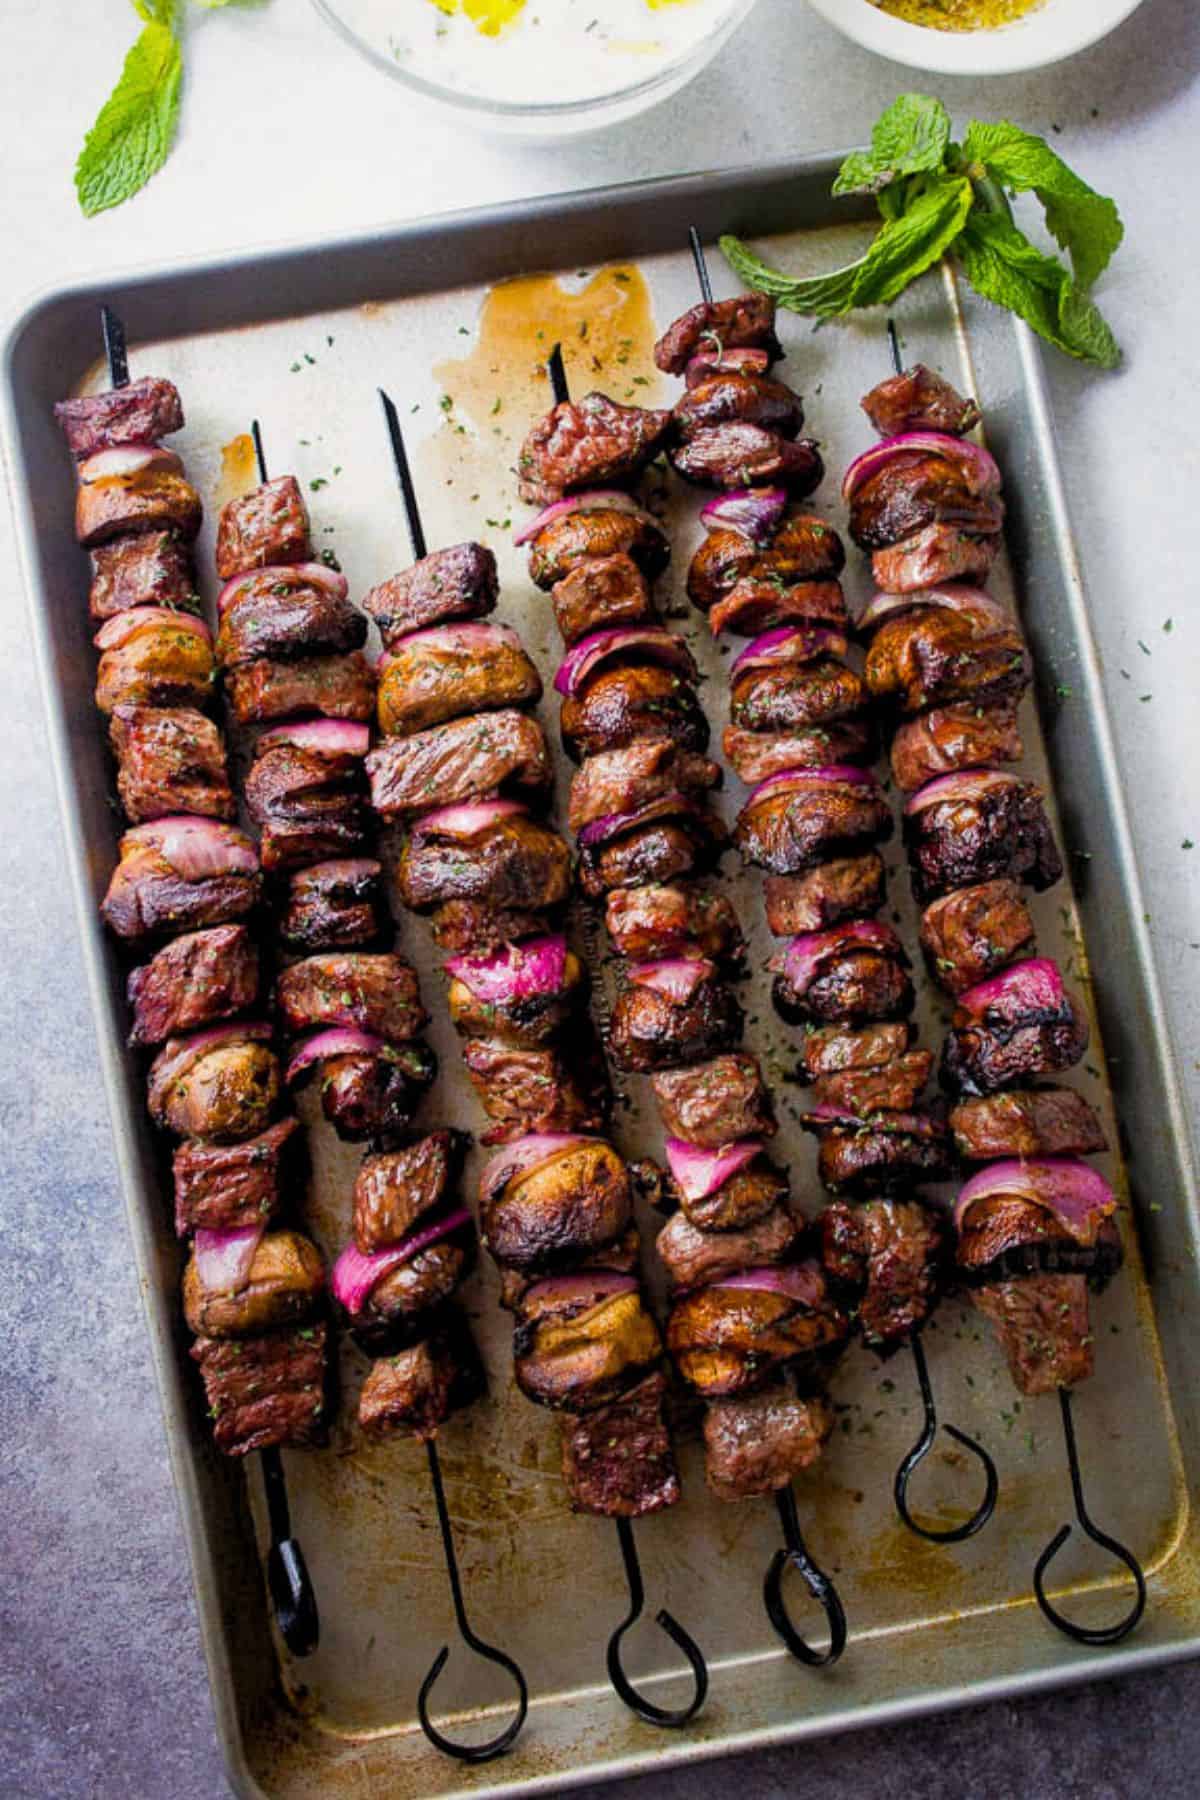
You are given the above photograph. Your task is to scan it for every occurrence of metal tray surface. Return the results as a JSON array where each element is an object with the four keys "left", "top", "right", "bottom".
[{"left": 4, "top": 158, "right": 1199, "bottom": 1800}]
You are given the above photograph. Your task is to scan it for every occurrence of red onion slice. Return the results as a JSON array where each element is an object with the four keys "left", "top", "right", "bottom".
[
  {"left": 256, "top": 718, "right": 371, "bottom": 757},
  {"left": 217, "top": 561, "right": 349, "bottom": 618},
  {"left": 842, "top": 431, "right": 1002, "bottom": 503},
  {"left": 78, "top": 444, "right": 182, "bottom": 484},
  {"left": 285, "top": 1026, "right": 386, "bottom": 1085},
  {"left": 123, "top": 817, "right": 260, "bottom": 881},
  {"left": 94, "top": 608, "right": 212, "bottom": 651},
  {"left": 698, "top": 486, "right": 789, "bottom": 545},
  {"left": 746, "top": 764, "right": 878, "bottom": 807},
  {"left": 331, "top": 1207, "right": 473, "bottom": 1316},
  {"left": 731, "top": 624, "right": 849, "bottom": 677},
  {"left": 955, "top": 1158, "right": 1116, "bottom": 1243},
  {"left": 479, "top": 1133, "right": 601, "bottom": 1210},
  {"left": 665, "top": 1136, "right": 764, "bottom": 1202},
  {"left": 628, "top": 957, "right": 715, "bottom": 1004},
  {"left": 409, "top": 798, "right": 527, "bottom": 841},
  {"left": 555, "top": 626, "right": 697, "bottom": 697},
  {"left": 904, "top": 767, "right": 1022, "bottom": 817},
  {"left": 956, "top": 956, "right": 1065, "bottom": 1021},
  {"left": 445, "top": 934, "right": 567, "bottom": 1003},
  {"left": 781, "top": 921, "right": 903, "bottom": 995},
  {"left": 685, "top": 347, "right": 772, "bottom": 387},
  {"left": 577, "top": 790, "right": 697, "bottom": 850},
  {"left": 514, "top": 489, "right": 662, "bottom": 548},
  {"left": 710, "top": 1261, "right": 825, "bottom": 1307},
  {"left": 856, "top": 583, "right": 1012, "bottom": 636},
  {"left": 194, "top": 1224, "right": 265, "bottom": 1294},
  {"left": 521, "top": 1271, "right": 638, "bottom": 1310}
]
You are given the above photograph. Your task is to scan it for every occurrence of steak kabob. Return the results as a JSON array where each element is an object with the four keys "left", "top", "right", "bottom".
[
  {"left": 364, "top": 391, "right": 708, "bottom": 1730},
  {"left": 517, "top": 342, "right": 855, "bottom": 1670},
  {"left": 214, "top": 425, "right": 528, "bottom": 1761},
  {"left": 664, "top": 240, "right": 998, "bottom": 1547},
  {"left": 55, "top": 310, "right": 325, "bottom": 1656},
  {"left": 844, "top": 327, "right": 1145, "bottom": 1642}
]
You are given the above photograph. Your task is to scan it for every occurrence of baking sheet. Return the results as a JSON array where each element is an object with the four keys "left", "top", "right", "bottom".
[{"left": 3, "top": 158, "right": 1198, "bottom": 1800}]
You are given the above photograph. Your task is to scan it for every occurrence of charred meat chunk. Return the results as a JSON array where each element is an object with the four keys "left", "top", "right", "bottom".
[
  {"left": 317, "top": 1045, "right": 437, "bottom": 1143},
  {"left": 102, "top": 820, "right": 261, "bottom": 942},
  {"left": 217, "top": 579, "right": 366, "bottom": 667},
  {"left": 172, "top": 1116, "right": 301, "bottom": 1238},
  {"left": 941, "top": 959, "right": 1088, "bottom": 1096},
  {"left": 849, "top": 456, "right": 1003, "bottom": 552},
  {"left": 671, "top": 423, "right": 823, "bottom": 496},
  {"left": 950, "top": 1086, "right": 1106, "bottom": 1162},
  {"left": 215, "top": 477, "right": 310, "bottom": 578},
  {"left": 377, "top": 623, "right": 542, "bottom": 738},
  {"left": 552, "top": 554, "right": 654, "bottom": 646},
  {"left": 396, "top": 814, "right": 571, "bottom": 916},
  {"left": 763, "top": 855, "right": 886, "bottom": 937},
  {"left": 654, "top": 292, "right": 782, "bottom": 374},
  {"left": 688, "top": 514, "right": 845, "bottom": 614},
  {"left": 724, "top": 718, "right": 876, "bottom": 783},
  {"left": 731, "top": 657, "right": 868, "bottom": 737},
  {"left": 796, "top": 1021, "right": 914, "bottom": 1085},
  {"left": 367, "top": 710, "right": 551, "bottom": 818},
  {"left": 773, "top": 922, "right": 913, "bottom": 1027},
  {"left": 55, "top": 377, "right": 184, "bottom": 459},
  {"left": 110, "top": 705, "right": 235, "bottom": 824},
  {"left": 657, "top": 1202, "right": 797, "bottom": 1291},
  {"left": 814, "top": 1049, "right": 934, "bottom": 1116},
  {"left": 704, "top": 1386, "right": 833, "bottom": 1501},
  {"left": 674, "top": 371, "right": 804, "bottom": 441},
  {"left": 225, "top": 651, "right": 376, "bottom": 725},
  {"left": 710, "top": 576, "right": 848, "bottom": 640},
  {"left": 497, "top": 1226, "right": 641, "bottom": 1314},
  {"left": 567, "top": 741, "right": 720, "bottom": 836},
  {"left": 821, "top": 1198, "right": 945, "bottom": 1345},
  {"left": 362, "top": 542, "right": 498, "bottom": 649},
  {"left": 861, "top": 365, "right": 981, "bottom": 438},
  {"left": 871, "top": 524, "right": 1000, "bottom": 593},
  {"left": 353, "top": 1131, "right": 463, "bottom": 1253},
  {"left": 447, "top": 948, "right": 586, "bottom": 1048},
  {"left": 351, "top": 1236, "right": 473, "bottom": 1355},
  {"left": 149, "top": 1026, "right": 280, "bottom": 1143},
  {"left": 191, "top": 1322, "right": 327, "bottom": 1457},
  {"left": 429, "top": 898, "right": 553, "bottom": 955},
  {"left": 637, "top": 1150, "right": 788, "bottom": 1234},
  {"left": 605, "top": 883, "right": 744, "bottom": 967},
  {"left": 890, "top": 697, "right": 1023, "bottom": 793},
  {"left": 244, "top": 741, "right": 370, "bottom": 873},
  {"left": 561, "top": 1371, "right": 680, "bottom": 1516},
  {"left": 518, "top": 393, "right": 673, "bottom": 506},
  {"left": 183, "top": 1229, "right": 325, "bottom": 1338},
  {"left": 515, "top": 1275, "right": 663, "bottom": 1412},
  {"left": 905, "top": 772, "right": 1062, "bottom": 905},
  {"left": 89, "top": 529, "right": 194, "bottom": 623},
  {"left": 652, "top": 1053, "right": 776, "bottom": 1148},
  {"left": 128, "top": 923, "right": 258, "bottom": 1048},
  {"left": 94, "top": 611, "right": 216, "bottom": 715},
  {"left": 578, "top": 810, "right": 724, "bottom": 899},
  {"left": 482, "top": 1139, "right": 632, "bottom": 1272},
  {"left": 919, "top": 879, "right": 1037, "bottom": 995},
  {"left": 735, "top": 769, "right": 891, "bottom": 876},
  {"left": 667, "top": 1262, "right": 847, "bottom": 1398},
  {"left": 528, "top": 507, "right": 670, "bottom": 590},
  {"left": 971, "top": 1274, "right": 1096, "bottom": 1396},
  {"left": 462, "top": 1036, "right": 611, "bottom": 1143},
  {"left": 560, "top": 662, "right": 709, "bottom": 763},
  {"left": 610, "top": 968, "right": 742, "bottom": 1072},
  {"left": 804, "top": 1109, "right": 952, "bottom": 1197},
  {"left": 863, "top": 596, "right": 1029, "bottom": 717},
  {"left": 75, "top": 451, "right": 202, "bottom": 547},
  {"left": 277, "top": 952, "right": 427, "bottom": 1043},
  {"left": 359, "top": 1323, "right": 484, "bottom": 1441},
  {"left": 280, "top": 858, "right": 385, "bottom": 952}
]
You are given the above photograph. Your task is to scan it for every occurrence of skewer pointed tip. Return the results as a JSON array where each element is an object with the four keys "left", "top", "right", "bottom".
[
  {"left": 688, "top": 226, "right": 713, "bottom": 306},
  {"left": 377, "top": 385, "right": 428, "bottom": 561},
  {"left": 250, "top": 419, "right": 268, "bottom": 484}
]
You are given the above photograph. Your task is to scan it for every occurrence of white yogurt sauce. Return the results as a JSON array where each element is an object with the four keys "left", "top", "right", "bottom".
[{"left": 386, "top": 0, "right": 747, "bottom": 105}]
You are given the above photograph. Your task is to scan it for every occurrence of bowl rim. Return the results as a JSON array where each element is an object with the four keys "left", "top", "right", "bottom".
[
  {"left": 309, "top": 0, "right": 760, "bottom": 120},
  {"left": 804, "top": 0, "right": 1146, "bottom": 76}
]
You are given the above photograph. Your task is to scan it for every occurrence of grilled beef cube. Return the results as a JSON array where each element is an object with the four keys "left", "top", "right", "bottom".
[
  {"left": 724, "top": 719, "right": 875, "bottom": 783},
  {"left": 518, "top": 393, "right": 673, "bottom": 506},
  {"left": 711, "top": 576, "right": 848, "bottom": 640},
  {"left": 814, "top": 1049, "right": 934, "bottom": 1115},
  {"left": 651, "top": 1052, "right": 776, "bottom": 1147},
  {"left": 55, "top": 376, "right": 184, "bottom": 458},
  {"left": 672, "top": 425, "right": 824, "bottom": 496},
  {"left": 226, "top": 651, "right": 376, "bottom": 725},
  {"left": 128, "top": 923, "right": 258, "bottom": 1047},
  {"left": 849, "top": 456, "right": 1003, "bottom": 552},
  {"left": 462, "top": 1036, "right": 611, "bottom": 1143},
  {"left": 514, "top": 1276, "right": 663, "bottom": 1411},
  {"left": 864, "top": 600, "right": 1029, "bottom": 717},
  {"left": 861, "top": 365, "right": 980, "bottom": 438},
  {"left": 359, "top": 1323, "right": 484, "bottom": 1440},
  {"left": 805, "top": 1110, "right": 952, "bottom": 1197},
  {"left": 278, "top": 953, "right": 426, "bottom": 1043},
  {"left": 905, "top": 773, "right": 1062, "bottom": 906},
  {"left": 971, "top": 1274, "right": 1095, "bottom": 1395},
  {"left": 610, "top": 971, "right": 742, "bottom": 1072},
  {"left": 950, "top": 1086, "right": 1106, "bottom": 1161},
  {"left": 245, "top": 744, "right": 370, "bottom": 873},
  {"left": 654, "top": 292, "right": 782, "bottom": 374},
  {"left": 367, "top": 710, "right": 550, "bottom": 818},
  {"left": 605, "top": 883, "right": 744, "bottom": 966},
  {"left": 528, "top": 508, "right": 671, "bottom": 590},
  {"left": 704, "top": 1386, "right": 833, "bottom": 1500},
  {"left": 362, "top": 542, "right": 497, "bottom": 648},
  {"left": 172, "top": 1116, "right": 301, "bottom": 1237},
  {"left": 110, "top": 705, "right": 235, "bottom": 824},
  {"left": 429, "top": 898, "right": 552, "bottom": 955},
  {"left": 75, "top": 454, "right": 201, "bottom": 548},
  {"left": 351, "top": 1236, "right": 473, "bottom": 1354},
  {"left": 192, "top": 1322, "right": 327, "bottom": 1456},
  {"left": 561, "top": 1371, "right": 680, "bottom": 1516},
  {"left": 552, "top": 554, "right": 654, "bottom": 646},
  {"left": 318, "top": 1045, "right": 437, "bottom": 1143},
  {"left": 215, "top": 477, "right": 310, "bottom": 578},
  {"left": 560, "top": 663, "right": 709, "bottom": 763},
  {"left": 763, "top": 855, "right": 886, "bottom": 937},
  {"left": 891, "top": 698, "right": 1023, "bottom": 794},
  {"left": 447, "top": 950, "right": 586, "bottom": 1048},
  {"left": 636, "top": 1151, "right": 788, "bottom": 1233},
  {"left": 919, "top": 879, "right": 1037, "bottom": 994},
  {"left": 353, "top": 1131, "right": 462, "bottom": 1252},
  {"left": 149, "top": 1028, "right": 280, "bottom": 1143},
  {"left": 941, "top": 961, "right": 1088, "bottom": 1096},
  {"left": 872, "top": 525, "right": 1000, "bottom": 593},
  {"left": 688, "top": 515, "right": 845, "bottom": 614},
  {"left": 483, "top": 1140, "right": 632, "bottom": 1272},
  {"left": 736, "top": 770, "right": 892, "bottom": 876},
  {"left": 280, "top": 858, "right": 385, "bottom": 952},
  {"left": 796, "top": 1021, "right": 914, "bottom": 1084},
  {"left": 773, "top": 923, "right": 913, "bottom": 1027},
  {"left": 957, "top": 1185, "right": 1119, "bottom": 1277},
  {"left": 183, "top": 1230, "right": 325, "bottom": 1338},
  {"left": 377, "top": 624, "right": 542, "bottom": 738},
  {"left": 94, "top": 612, "right": 216, "bottom": 715},
  {"left": 731, "top": 658, "right": 868, "bottom": 739},
  {"left": 579, "top": 810, "right": 724, "bottom": 898},
  {"left": 821, "top": 1198, "right": 945, "bottom": 1345},
  {"left": 217, "top": 581, "right": 365, "bottom": 667},
  {"left": 657, "top": 1202, "right": 798, "bottom": 1291},
  {"left": 674, "top": 371, "right": 804, "bottom": 441},
  {"left": 687, "top": 528, "right": 758, "bottom": 613},
  {"left": 88, "top": 529, "right": 194, "bottom": 623},
  {"left": 567, "top": 741, "right": 720, "bottom": 836},
  {"left": 102, "top": 821, "right": 261, "bottom": 942},
  {"left": 667, "top": 1263, "right": 847, "bottom": 1398},
  {"left": 396, "top": 814, "right": 570, "bottom": 915}
]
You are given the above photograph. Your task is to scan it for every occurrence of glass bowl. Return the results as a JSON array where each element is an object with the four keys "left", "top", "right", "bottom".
[{"left": 309, "top": 0, "right": 762, "bottom": 136}]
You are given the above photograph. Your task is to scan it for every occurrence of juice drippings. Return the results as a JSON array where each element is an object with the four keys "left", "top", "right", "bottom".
[{"left": 216, "top": 432, "right": 259, "bottom": 507}]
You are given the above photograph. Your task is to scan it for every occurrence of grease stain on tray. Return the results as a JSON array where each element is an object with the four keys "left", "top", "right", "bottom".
[{"left": 216, "top": 431, "right": 259, "bottom": 507}]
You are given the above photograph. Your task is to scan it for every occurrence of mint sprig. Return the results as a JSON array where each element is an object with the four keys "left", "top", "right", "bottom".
[{"left": 720, "top": 94, "right": 1124, "bottom": 369}]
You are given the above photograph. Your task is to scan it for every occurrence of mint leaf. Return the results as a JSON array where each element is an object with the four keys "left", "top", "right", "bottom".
[
  {"left": 132, "top": 0, "right": 178, "bottom": 23},
  {"left": 719, "top": 235, "right": 861, "bottom": 318},
  {"left": 956, "top": 212, "right": 1120, "bottom": 369},
  {"left": 962, "top": 119, "right": 1123, "bottom": 289},
  {"left": 833, "top": 93, "right": 951, "bottom": 197},
  {"left": 75, "top": 21, "right": 182, "bottom": 217}
]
